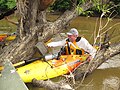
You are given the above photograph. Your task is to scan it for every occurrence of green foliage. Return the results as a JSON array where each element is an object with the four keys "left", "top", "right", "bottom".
[
  {"left": 0, "top": 0, "right": 119, "bottom": 16},
  {"left": 0, "top": 0, "right": 16, "bottom": 12},
  {"left": 51, "top": 0, "right": 72, "bottom": 12},
  {"left": 84, "top": 0, "right": 111, "bottom": 17},
  {"left": 91, "top": 0, "right": 107, "bottom": 12},
  {"left": 51, "top": 0, "right": 87, "bottom": 12},
  {"left": 76, "top": 5, "right": 84, "bottom": 14},
  {"left": 76, "top": 4, "right": 93, "bottom": 16},
  {"left": 5, "top": 0, "right": 16, "bottom": 9},
  {"left": 51, "top": 0, "right": 120, "bottom": 16},
  {"left": 89, "top": 0, "right": 120, "bottom": 16}
]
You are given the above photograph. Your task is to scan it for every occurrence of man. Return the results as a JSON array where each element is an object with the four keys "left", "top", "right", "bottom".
[{"left": 47, "top": 28, "right": 96, "bottom": 58}]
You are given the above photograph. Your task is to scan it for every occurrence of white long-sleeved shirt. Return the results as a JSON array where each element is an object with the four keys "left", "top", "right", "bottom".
[{"left": 47, "top": 37, "right": 96, "bottom": 58}]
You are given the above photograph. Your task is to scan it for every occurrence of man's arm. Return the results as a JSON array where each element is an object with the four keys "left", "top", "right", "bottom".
[
  {"left": 47, "top": 39, "right": 66, "bottom": 47},
  {"left": 77, "top": 37, "right": 96, "bottom": 58}
]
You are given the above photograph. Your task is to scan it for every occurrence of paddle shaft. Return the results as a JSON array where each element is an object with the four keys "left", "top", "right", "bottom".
[
  {"left": 14, "top": 54, "right": 56, "bottom": 68},
  {"left": 24, "top": 57, "right": 44, "bottom": 63},
  {"left": 0, "top": 56, "right": 45, "bottom": 71}
]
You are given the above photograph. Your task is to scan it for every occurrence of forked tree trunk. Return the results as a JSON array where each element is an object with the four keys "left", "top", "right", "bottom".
[{"left": 0, "top": 0, "right": 94, "bottom": 65}]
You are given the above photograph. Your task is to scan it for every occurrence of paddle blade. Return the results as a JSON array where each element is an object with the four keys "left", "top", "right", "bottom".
[{"left": 35, "top": 42, "right": 48, "bottom": 55}]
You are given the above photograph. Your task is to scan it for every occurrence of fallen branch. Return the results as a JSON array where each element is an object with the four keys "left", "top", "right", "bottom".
[
  {"left": 73, "top": 42, "right": 120, "bottom": 81},
  {"left": 32, "top": 79, "right": 73, "bottom": 90}
]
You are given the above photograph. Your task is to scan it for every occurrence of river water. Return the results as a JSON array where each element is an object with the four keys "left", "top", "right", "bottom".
[{"left": 0, "top": 15, "right": 120, "bottom": 90}]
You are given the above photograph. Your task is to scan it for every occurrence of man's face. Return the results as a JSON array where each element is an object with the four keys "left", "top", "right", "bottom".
[{"left": 68, "top": 35, "right": 77, "bottom": 42}]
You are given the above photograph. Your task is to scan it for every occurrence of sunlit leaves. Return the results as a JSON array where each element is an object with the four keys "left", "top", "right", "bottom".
[
  {"left": 5, "top": 0, "right": 16, "bottom": 9},
  {"left": 76, "top": 5, "right": 84, "bottom": 15},
  {"left": 76, "top": 4, "right": 93, "bottom": 16}
]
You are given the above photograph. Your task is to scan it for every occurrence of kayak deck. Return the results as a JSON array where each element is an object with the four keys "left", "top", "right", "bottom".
[{"left": 17, "top": 54, "right": 89, "bottom": 83}]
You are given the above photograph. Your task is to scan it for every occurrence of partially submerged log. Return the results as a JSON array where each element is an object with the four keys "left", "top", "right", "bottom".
[
  {"left": 32, "top": 79, "right": 73, "bottom": 90},
  {"left": 73, "top": 42, "right": 120, "bottom": 80}
]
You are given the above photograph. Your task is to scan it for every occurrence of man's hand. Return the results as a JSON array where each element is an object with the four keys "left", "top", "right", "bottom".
[{"left": 47, "top": 43, "right": 54, "bottom": 48}]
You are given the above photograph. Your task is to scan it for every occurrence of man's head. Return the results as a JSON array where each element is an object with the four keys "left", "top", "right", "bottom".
[
  {"left": 67, "top": 28, "right": 78, "bottom": 36},
  {"left": 67, "top": 28, "right": 79, "bottom": 42}
]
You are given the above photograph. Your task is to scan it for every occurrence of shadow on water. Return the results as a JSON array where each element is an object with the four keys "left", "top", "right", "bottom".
[{"left": 0, "top": 14, "right": 120, "bottom": 90}]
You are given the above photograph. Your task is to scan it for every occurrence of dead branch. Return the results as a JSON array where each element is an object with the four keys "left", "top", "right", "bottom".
[
  {"left": 32, "top": 79, "right": 73, "bottom": 90},
  {"left": 73, "top": 42, "right": 120, "bottom": 81},
  {"left": 5, "top": 17, "right": 18, "bottom": 25}
]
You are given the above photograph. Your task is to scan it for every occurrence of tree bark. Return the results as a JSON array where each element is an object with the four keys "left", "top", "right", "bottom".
[
  {"left": 32, "top": 79, "right": 73, "bottom": 90},
  {"left": 0, "top": 0, "right": 95, "bottom": 65},
  {"left": 74, "top": 42, "right": 120, "bottom": 80}
]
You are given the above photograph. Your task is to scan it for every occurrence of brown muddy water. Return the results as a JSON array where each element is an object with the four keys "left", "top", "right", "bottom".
[{"left": 0, "top": 15, "right": 120, "bottom": 90}]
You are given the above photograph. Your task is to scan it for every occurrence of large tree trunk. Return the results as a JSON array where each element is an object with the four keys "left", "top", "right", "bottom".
[
  {"left": 0, "top": 0, "right": 119, "bottom": 89},
  {"left": 0, "top": 0, "right": 94, "bottom": 65}
]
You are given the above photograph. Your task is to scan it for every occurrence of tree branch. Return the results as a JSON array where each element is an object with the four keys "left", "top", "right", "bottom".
[
  {"left": 38, "top": 0, "right": 94, "bottom": 42},
  {"left": 74, "top": 42, "right": 120, "bottom": 80},
  {"left": 32, "top": 79, "right": 73, "bottom": 90}
]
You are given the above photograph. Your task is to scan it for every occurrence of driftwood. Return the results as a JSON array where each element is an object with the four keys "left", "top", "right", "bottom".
[
  {"left": 32, "top": 79, "right": 73, "bottom": 90},
  {"left": 73, "top": 42, "right": 120, "bottom": 81}
]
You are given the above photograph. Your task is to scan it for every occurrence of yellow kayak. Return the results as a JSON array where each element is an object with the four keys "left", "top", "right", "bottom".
[
  {"left": 0, "top": 34, "right": 16, "bottom": 42},
  {"left": 5, "top": 35, "right": 16, "bottom": 41},
  {"left": 17, "top": 54, "right": 90, "bottom": 83}
]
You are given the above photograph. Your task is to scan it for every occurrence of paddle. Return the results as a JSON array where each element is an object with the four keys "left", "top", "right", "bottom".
[
  {"left": 14, "top": 42, "right": 58, "bottom": 67},
  {"left": 13, "top": 42, "right": 49, "bottom": 67},
  {"left": 0, "top": 42, "right": 49, "bottom": 70},
  {"left": 14, "top": 54, "right": 59, "bottom": 68},
  {"left": 13, "top": 56, "right": 44, "bottom": 68},
  {"left": 0, "top": 55, "right": 47, "bottom": 71},
  {"left": 0, "top": 41, "right": 59, "bottom": 70}
]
